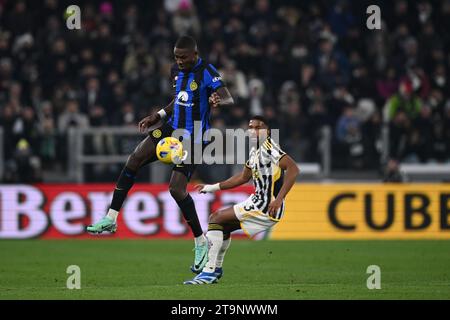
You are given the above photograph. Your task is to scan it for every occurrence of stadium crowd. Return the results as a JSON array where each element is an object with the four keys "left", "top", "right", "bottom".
[{"left": 0, "top": 0, "right": 449, "bottom": 182}]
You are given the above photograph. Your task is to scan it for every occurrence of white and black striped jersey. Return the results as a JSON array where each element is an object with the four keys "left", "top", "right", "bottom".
[{"left": 245, "top": 137, "right": 286, "bottom": 220}]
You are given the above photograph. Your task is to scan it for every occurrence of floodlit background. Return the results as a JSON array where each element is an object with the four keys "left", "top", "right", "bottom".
[
  {"left": 0, "top": 0, "right": 449, "bottom": 299},
  {"left": 0, "top": 0, "right": 449, "bottom": 183}
]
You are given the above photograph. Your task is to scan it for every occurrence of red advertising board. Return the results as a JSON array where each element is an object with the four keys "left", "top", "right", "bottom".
[{"left": 0, "top": 184, "right": 255, "bottom": 239}]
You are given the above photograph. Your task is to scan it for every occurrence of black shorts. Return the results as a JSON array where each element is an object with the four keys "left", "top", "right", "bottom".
[{"left": 149, "top": 123, "right": 207, "bottom": 181}]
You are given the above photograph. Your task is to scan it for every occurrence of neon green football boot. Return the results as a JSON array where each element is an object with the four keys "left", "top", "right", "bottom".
[
  {"left": 191, "top": 241, "right": 209, "bottom": 273},
  {"left": 86, "top": 216, "right": 117, "bottom": 234}
]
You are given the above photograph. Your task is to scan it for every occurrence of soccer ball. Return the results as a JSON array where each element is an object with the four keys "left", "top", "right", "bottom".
[{"left": 156, "top": 137, "right": 184, "bottom": 164}]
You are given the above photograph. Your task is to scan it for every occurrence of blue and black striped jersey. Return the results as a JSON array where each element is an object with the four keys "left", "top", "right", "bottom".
[{"left": 167, "top": 58, "right": 225, "bottom": 143}]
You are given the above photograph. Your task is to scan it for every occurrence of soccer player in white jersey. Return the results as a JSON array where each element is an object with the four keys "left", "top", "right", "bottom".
[{"left": 184, "top": 115, "right": 300, "bottom": 285}]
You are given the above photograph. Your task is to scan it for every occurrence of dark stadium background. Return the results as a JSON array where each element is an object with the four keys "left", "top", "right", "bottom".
[
  {"left": 0, "top": 0, "right": 449, "bottom": 300},
  {"left": 1, "top": 0, "right": 449, "bottom": 183}
]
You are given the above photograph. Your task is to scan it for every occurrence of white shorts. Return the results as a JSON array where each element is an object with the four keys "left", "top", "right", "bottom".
[{"left": 233, "top": 196, "right": 283, "bottom": 238}]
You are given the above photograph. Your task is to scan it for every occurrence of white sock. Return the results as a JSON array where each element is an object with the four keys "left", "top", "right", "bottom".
[
  {"left": 194, "top": 234, "right": 207, "bottom": 246},
  {"left": 203, "top": 230, "right": 223, "bottom": 273},
  {"left": 216, "top": 237, "right": 231, "bottom": 268},
  {"left": 106, "top": 209, "right": 119, "bottom": 222}
]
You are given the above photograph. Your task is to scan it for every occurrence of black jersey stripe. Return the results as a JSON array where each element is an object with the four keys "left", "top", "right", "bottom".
[
  {"left": 257, "top": 165, "right": 269, "bottom": 211},
  {"left": 273, "top": 170, "right": 284, "bottom": 198},
  {"left": 253, "top": 149, "right": 272, "bottom": 213},
  {"left": 276, "top": 200, "right": 285, "bottom": 220},
  {"left": 262, "top": 142, "right": 274, "bottom": 213},
  {"left": 192, "top": 62, "right": 206, "bottom": 136},
  {"left": 254, "top": 174, "right": 265, "bottom": 209},
  {"left": 205, "top": 64, "right": 220, "bottom": 78},
  {"left": 174, "top": 73, "right": 190, "bottom": 129},
  {"left": 254, "top": 152, "right": 266, "bottom": 209},
  {"left": 262, "top": 163, "right": 272, "bottom": 213}
]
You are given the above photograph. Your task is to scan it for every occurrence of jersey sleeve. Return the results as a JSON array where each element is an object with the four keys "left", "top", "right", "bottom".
[
  {"left": 204, "top": 64, "right": 225, "bottom": 91},
  {"left": 262, "top": 139, "right": 286, "bottom": 165}
]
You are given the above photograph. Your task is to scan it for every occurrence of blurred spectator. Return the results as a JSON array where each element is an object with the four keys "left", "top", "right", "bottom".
[
  {"left": 389, "top": 110, "right": 412, "bottom": 160},
  {"left": 171, "top": 0, "right": 201, "bottom": 37},
  {"left": 278, "top": 81, "right": 300, "bottom": 113},
  {"left": 431, "top": 120, "right": 448, "bottom": 162},
  {"left": 376, "top": 67, "right": 399, "bottom": 101},
  {"left": 383, "top": 159, "right": 406, "bottom": 183},
  {"left": 219, "top": 60, "right": 249, "bottom": 103},
  {"left": 385, "top": 79, "right": 422, "bottom": 121},
  {"left": 0, "top": 104, "right": 17, "bottom": 158},
  {"left": 5, "top": 1, "right": 33, "bottom": 37},
  {"left": 327, "top": 0, "right": 355, "bottom": 38},
  {"left": 57, "top": 100, "right": 89, "bottom": 133},
  {"left": 248, "top": 78, "right": 265, "bottom": 116},
  {"left": 4, "top": 139, "right": 42, "bottom": 183},
  {"left": 37, "top": 101, "right": 57, "bottom": 168},
  {"left": 404, "top": 105, "right": 434, "bottom": 162},
  {"left": 361, "top": 109, "right": 382, "bottom": 168},
  {"left": 335, "top": 106, "right": 363, "bottom": 168},
  {"left": 0, "top": 0, "right": 450, "bottom": 182}
]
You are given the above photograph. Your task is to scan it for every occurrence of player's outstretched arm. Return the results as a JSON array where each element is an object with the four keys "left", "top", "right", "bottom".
[
  {"left": 195, "top": 166, "right": 252, "bottom": 193},
  {"left": 138, "top": 99, "right": 175, "bottom": 133},
  {"left": 209, "top": 87, "right": 234, "bottom": 108},
  {"left": 267, "top": 155, "right": 300, "bottom": 217}
]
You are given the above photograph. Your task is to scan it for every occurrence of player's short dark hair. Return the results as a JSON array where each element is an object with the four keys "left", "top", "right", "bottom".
[
  {"left": 250, "top": 115, "right": 270, "bottom": 128},
  {"left": 175, "top": 35, "right": 197, "bottom": 51}
]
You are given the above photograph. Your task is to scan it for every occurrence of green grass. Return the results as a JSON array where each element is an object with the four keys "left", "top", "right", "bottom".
[{"left": 0, "top": 240, "right": 449, "bottom": 299}]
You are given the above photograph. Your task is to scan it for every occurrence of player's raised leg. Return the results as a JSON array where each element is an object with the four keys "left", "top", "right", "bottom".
[
  {"left": 169, "top": 170, "right": 208, "bottom": 271},
  {"left": 86, "top": 136, "right": 157, "bottom": 234}
]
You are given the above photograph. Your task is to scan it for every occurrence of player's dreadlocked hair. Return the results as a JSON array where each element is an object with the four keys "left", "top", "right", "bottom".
[{"left": 175, "top": 35, "right": 197, "bottom": 51}]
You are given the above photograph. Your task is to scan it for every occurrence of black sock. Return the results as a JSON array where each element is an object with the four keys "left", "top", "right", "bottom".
[
  {"left": 176, "top": 194, "right": 203, "bottom": 237},
  {"left": 110, "top": 167, "right": 136, "bottom": 211}
]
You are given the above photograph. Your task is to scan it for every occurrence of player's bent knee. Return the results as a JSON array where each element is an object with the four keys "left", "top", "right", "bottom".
[
  {"left": 208, "top": 212, "right": 225, "bottom": 231},
  {"left": 208, "top": 211, "right": 221, "bottom": 224}
]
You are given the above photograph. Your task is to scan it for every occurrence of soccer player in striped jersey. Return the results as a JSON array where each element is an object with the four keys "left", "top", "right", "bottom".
[
  {"left": 87, "top": 35, "right": 234, "bottom": 273},
  {"left": 184, "top": 116, "right": 300, "bottom": 284}
]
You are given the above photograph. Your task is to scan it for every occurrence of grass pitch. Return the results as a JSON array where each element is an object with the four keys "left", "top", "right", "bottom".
[{"left": 0, "top": 240, "right": 449, "bottom": 299}]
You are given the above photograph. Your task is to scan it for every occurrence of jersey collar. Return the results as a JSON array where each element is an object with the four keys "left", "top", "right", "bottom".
[{"left": 181, "top": 58, "right": 202, "bottom": 74}]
